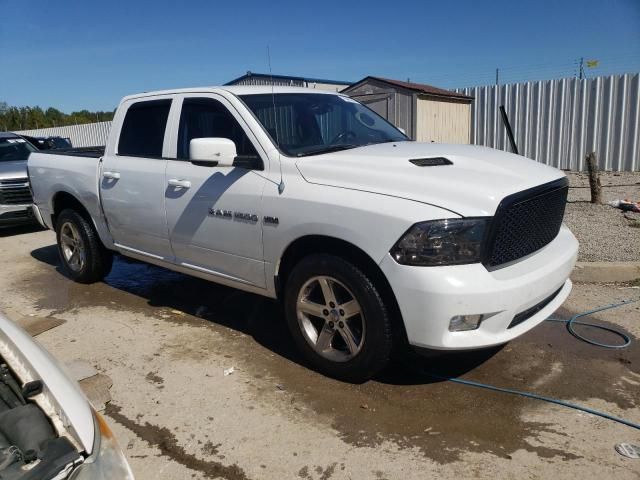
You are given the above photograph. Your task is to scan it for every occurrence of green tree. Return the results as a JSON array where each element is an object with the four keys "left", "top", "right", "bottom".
[{"left": 0, "top": 101, "right": 115, "bottom": 131}]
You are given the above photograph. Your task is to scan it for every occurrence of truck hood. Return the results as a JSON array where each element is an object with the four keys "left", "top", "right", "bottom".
[
  {"left": 295, "top": 142, "right": 565, "bottom": 217},
  {"left": 0, "top": 160, "right": 28, "bottom": 181}
]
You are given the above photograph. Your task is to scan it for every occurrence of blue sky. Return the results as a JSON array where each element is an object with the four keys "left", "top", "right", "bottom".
[{"left": 1, "top": 0, "right": 639, "bottom": 112}]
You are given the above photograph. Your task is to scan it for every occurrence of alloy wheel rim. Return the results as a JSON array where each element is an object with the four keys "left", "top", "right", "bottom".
[
  {"left": 296, "top": 275, "right": 365, "bottom": 362},
  {"left": 60, "top": 222, "right": 85, "bottom": 272}
]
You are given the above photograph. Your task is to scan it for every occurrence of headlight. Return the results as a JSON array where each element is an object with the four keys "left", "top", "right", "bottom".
[
  {"left": 390, "top": 218, "right": 488, "bottom": 266},
  {"left": 69, "top": 410, "right": 135, "bottom": 480}
]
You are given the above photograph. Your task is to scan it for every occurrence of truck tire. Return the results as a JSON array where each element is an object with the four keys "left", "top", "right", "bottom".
[
  {"left": 55, "top": 209, "right": 113, "bottom": 284},
  {"left": 284, "top": 254, "right": 393, "bottom": 383}
]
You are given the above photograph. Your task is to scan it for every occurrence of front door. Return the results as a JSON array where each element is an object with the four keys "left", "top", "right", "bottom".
[
  {"left": 100, "top": 98, "right": 174, "bottom": 260},
  {"left": 164, "top": 95, "right": 267, "bottom": 288}
]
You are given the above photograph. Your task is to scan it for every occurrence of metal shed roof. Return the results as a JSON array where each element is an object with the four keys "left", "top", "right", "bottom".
[
  {"left": 344, "top": 76, "right": 473, "bottom": 101},
  {"left": 225, "top": 71, "right": 352, "bottom": 86}
]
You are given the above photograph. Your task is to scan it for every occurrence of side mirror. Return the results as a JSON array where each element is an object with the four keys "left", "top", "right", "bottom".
[{"left": 189, "top": 138, "right": 236, "bottom": 167}]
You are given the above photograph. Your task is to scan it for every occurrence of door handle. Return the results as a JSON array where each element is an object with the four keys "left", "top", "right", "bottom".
[
  {"left": 103, "top": 171, "right": 121, "bottom": 180},
  {"left": 168, "top": 178, "right": 191, "bottom": 189}
]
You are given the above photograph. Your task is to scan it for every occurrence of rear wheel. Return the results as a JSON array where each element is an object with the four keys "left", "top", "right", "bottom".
[
  {"left": 284, "top": 254, "right": 393, "bottom": 383},
  {"left": 55, "top": 209, "right": 113, "bottom": 283}
]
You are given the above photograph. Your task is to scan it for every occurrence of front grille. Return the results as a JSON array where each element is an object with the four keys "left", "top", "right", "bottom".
[
  {"left": 484, "top": 178, "right": 568, "bottom": 269},
  {"left": 0, "top": 178, "right": 33, "bottom": 205},
  {"left": 508, "top": 286, "right": 563, "bottom": 329}
]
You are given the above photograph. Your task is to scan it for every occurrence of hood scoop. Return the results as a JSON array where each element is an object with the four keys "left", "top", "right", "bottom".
[{"left": 409, "top": 157, "right": 453, "bottom": 167}]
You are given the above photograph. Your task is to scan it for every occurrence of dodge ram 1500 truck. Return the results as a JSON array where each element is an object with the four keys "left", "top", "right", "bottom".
[{"left": 28, "top": 86, "right": 578, "bottom": 382}]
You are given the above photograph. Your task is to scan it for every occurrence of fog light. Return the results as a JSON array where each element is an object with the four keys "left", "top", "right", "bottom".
[{"left": 449, "top": 314, "right": 485, "bottom": 332}]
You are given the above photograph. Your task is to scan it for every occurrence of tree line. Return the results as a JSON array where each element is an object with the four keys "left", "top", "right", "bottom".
[{"left": 0, "top": 101, "right": 115, "bottom": 131}]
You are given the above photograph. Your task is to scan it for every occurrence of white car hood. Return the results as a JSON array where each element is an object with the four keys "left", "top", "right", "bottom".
[{"left": 296, "top": 142, "right": 565, "bottom": 217}]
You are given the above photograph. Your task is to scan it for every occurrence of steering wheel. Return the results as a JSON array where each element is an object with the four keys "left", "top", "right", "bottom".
[{"left": 329, "top": 130, "right": 356, "bottom": 145}]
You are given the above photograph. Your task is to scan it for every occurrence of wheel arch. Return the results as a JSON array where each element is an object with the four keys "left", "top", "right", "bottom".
[
  {"left": 50, "top": 191, "right": 113, "bottom": 249},
  {"left": 275, "top": 235, "right": 408, "bottom": 347},
  {"left": 51, "top": 191, "right": 92, "bottom": 225}
]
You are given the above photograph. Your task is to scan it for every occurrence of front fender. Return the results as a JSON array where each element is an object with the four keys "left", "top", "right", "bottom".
[{"left": 262, "top": 180, "right": 457, "bottom": 296}]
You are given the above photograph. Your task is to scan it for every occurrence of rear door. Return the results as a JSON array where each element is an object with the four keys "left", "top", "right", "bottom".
[
  {"left": 164, "top": 94, "right": 268, "bottom": 288},
  {"left": 100, "top": 98, "right": 174, "bottom": 260}
]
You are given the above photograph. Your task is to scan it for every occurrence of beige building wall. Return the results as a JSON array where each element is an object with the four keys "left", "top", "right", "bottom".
[{"left": 416, "top": 97, "right": 471, "bottom": 144}]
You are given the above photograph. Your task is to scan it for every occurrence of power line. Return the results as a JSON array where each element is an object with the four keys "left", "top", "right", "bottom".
[{"left": 412, "top": 52, "right": 640, "bottom": 88}]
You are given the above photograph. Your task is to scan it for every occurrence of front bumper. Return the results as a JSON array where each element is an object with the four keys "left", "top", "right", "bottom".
[
  {"left": 31, "top": 202, "right": 48, "bottom": 229},
  {"left": 380, "top": 225, "right": 578, "bottom": 350},
  {"left": 0, "top": 203, "right": 34, "bottom": 224}
]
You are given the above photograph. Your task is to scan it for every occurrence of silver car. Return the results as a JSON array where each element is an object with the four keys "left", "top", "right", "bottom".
[
  {"left": 0, "top": 312, "right": 135, "bottom": 479},
  {"left": 0, "top": 133, "right": 36, "bottom": 226}
]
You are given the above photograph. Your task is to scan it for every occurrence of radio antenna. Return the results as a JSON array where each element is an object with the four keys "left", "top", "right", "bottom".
[{"left": 267, "top": 46, "right": 285, "bottom": 194}]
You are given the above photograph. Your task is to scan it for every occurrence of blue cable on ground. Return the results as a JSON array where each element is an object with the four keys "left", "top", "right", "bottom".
[
  {"left": 426, "top": 372, "right": 640, "bottom": 431},
  {"left": 417, "top": 298, "right": 640, "bottom": 430},
  {"left": 545, "top": 299, "right": 636, "bottom": 349}
]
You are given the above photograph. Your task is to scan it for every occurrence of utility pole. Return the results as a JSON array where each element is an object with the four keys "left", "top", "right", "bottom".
[
  {"left": 586, "top": 152, "right": 601, "bottom": 203},
  {"left": 495, "top": 68, "right": 499, "bottom": 85},
  {"left": 579, "top": 57, "right": 584, "bottom": 80}
]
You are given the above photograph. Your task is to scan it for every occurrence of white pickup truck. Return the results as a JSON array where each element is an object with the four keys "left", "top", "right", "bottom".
[{"left": 29, "top": 86, "right": 578, "bottom": 382}]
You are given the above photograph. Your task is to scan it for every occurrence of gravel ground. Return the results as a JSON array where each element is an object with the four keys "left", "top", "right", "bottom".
[{"left": 564, "top": 172, "right": 640, "bottom": 262}]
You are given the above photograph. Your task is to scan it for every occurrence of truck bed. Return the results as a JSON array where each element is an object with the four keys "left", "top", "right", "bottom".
[
  {"left": 28, "top": 150, "right": 105, "bottom": 233},
  {"left": 34, "top": 146, "right": 105, "bottom": 158}
]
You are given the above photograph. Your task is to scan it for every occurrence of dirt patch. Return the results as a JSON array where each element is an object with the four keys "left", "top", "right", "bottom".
[
  {"left": 105, "top": 403, "right": 251, "bottom": 480},
  {"left": 145, "top": 371, "right": 164, "bottom": 385},
  {"left": 298, "top": 463, "right": 339, "bottom": 480},
  {"left": 223, "top": 306, "right": 637, "bottom": 464},
  {"left": 249, "top": 354, "right": 583, "bottom": 464},
  {"left": 202, "top": 441, "right": 222, "bottom": 457}
]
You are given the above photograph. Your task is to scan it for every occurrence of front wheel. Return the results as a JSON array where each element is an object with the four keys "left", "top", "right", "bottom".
[
  {"left": 284, "top": 254, "right": 393, "bottom": 383},
  {"left": 55, "top": 209, "right": 113, "bottom": 284}
]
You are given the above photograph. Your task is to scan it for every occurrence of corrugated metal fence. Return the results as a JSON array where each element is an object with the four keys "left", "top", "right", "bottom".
[
  {"left": 456, "top": 73, "right": 639, "bottom": 171},
  {"left": 16, "top": 121, "right": 111, "bottom": 148}
]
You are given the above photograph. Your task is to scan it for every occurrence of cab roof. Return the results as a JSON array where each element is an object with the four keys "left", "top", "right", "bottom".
[{"left": 121, "top": 85, "right": 343, "bottom": 102}]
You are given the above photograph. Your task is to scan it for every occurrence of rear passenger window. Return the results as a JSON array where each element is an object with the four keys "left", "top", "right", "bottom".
[{"left": 118, "top": 100, "right": 171, "bottom": 157}]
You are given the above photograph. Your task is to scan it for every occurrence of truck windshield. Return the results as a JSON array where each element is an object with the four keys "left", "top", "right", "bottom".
[
  {"left": 0, "top": 137, "right": 37, "bottom": 162},
  {"left": 240, "top": 93, "right": 407, "bottom": 157}
]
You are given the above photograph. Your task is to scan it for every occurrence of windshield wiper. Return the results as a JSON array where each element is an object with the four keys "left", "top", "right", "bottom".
[{"left": 296, "top": 144, "right": 360, "bottom": 157}]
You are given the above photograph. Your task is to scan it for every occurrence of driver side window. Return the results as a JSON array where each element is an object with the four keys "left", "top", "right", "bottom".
[{"left": 177, "top": 98, "right": 263, "bottom": 170}]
